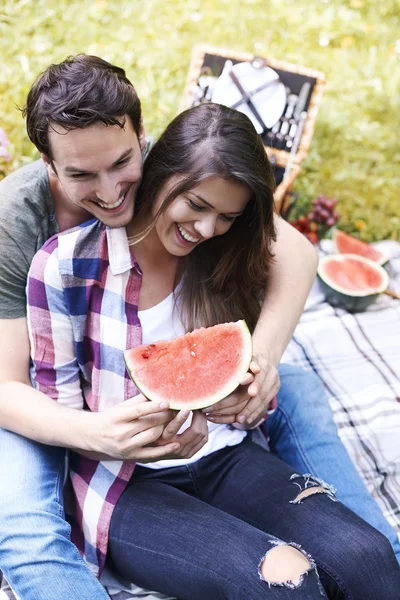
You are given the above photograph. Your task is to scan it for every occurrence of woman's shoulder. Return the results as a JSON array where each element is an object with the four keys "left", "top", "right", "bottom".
[{"left": 31, "top": 219, "right": 106, "bottom": 284}]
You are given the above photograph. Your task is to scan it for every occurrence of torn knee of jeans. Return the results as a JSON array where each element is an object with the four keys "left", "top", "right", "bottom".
[
  {"left": 289, "top": 473, "right": 337, "bottom": 504},
  {"left": 258, "top": 540, "right": 322, "bottom": 592}
]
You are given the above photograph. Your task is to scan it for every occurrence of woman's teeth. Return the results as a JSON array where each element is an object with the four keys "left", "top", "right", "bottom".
[
  {"left": 97, "top": 193, "right": 125, "bottom": 210},
  {"left": 177, "top": 225, "right": 200, "bottom": 243}
]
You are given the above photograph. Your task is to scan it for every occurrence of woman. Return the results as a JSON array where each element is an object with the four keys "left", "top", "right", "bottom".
[{"left": 27, "top": 103, "right": 400, "bottom": 599}]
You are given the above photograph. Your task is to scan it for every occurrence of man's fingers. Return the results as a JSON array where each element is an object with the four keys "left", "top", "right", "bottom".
[
  {"left": 206, "top": 413, "right": 237, "bottom": 425},
  {"left": 202, "top": 393, "right": 240, "bottom": 415},
  {"left": 238, "top": 372, "right": 254, "bottom": 386},
  {"left": 247, "top": 381, "right": 260, "bottom": 397},
  {"left": 130, "top": 424, "right": 168, "bottom": 447},
  {"left": 238, "top": 386, "right": 279, "bottom": 425},
  {"left": 133, "top": 442, "right": 182, "bottom": 463},
  {"left": 136, "top": 410, "right": 177, "bottom": 433},
  {"left": 120, "top": 398, "right": 171, "bottom": 421},
  {"left": 249, "top": 360, "right": 261, "bottom": 374}
]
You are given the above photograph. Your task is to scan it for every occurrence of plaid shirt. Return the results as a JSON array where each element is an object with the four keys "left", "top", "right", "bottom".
[{"left": 27, "top": 218, "right": 142, "bottom": 577}]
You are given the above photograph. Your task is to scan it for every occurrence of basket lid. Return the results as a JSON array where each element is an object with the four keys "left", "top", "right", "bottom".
[{"left": 179, "top": 45, "right": 326, "bottom": 169}]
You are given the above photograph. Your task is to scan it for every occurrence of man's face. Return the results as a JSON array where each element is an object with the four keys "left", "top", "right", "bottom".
[{"left": 46, "top": 118, "right": 144, "bottom": 228}]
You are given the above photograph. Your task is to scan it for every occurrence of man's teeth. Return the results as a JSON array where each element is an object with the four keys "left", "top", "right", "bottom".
[
  {"left": 177, "top": 225, "right": 200, "bottom": 243},
  {"left": 97, "top": 194, "right": 125, "bottom": 210}
]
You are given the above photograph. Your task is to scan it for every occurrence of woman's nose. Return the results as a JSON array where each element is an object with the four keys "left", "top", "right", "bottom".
[{"left": 194, "top": 215, "right": 217, "bottom": 239}]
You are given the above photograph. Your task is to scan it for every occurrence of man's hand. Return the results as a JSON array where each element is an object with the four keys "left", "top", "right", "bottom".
[
  {"left": 202, "top": 357, "right": 280, "bottom": 428},
  {"left": 85, "top": 394, "right": 181, "bottom": 462},
  {"left": 85, "top": 396, "right": 209, "bottom": 463}
]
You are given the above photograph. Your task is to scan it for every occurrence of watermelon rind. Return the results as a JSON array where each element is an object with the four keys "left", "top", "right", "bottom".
[
  {"left": 317, "top": 254, "right": 389, "bottom": 312},
  {"left": 124, "top": 320, "right": 253, "bottom": 410},
  {"left": 333, "top": 229, "right": 389, "bottom": 266}
]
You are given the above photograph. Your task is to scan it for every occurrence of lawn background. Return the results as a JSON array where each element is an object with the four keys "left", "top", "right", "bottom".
[{"left": 0, "top": 0, "right": 398, "bottom": 241}]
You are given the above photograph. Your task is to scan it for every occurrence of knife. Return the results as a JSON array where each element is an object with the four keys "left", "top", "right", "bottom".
[{"left": 293, "top": 82, "right": 311, "bottom": 121}]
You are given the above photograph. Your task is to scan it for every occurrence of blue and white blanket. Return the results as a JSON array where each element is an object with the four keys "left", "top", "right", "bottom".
[{"left": 282, "top": 239, "right": 400, "bottom": 541}]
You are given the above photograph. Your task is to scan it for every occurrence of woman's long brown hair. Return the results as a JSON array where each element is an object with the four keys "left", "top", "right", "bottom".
[{"left": 132, "top": 103, "right": 277, "bottom": 333}]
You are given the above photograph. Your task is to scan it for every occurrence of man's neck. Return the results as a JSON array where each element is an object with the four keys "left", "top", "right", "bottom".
[{"left": 48, "top": 173, "right": 91, "bottom": 233}]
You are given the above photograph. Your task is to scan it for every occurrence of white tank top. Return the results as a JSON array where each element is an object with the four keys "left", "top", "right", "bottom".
[{"left": 136, "top": 292, "right": 246, "bottom": 469}]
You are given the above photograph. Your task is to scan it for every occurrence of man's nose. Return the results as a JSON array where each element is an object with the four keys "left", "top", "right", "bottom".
[{"left": 96, "top": 174, "right": 121, "bottom": 204}]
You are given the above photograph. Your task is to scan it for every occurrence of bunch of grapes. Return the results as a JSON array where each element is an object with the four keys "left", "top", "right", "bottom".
[{"left": 289, "top": 194, "right": 339, "bottom": 245}]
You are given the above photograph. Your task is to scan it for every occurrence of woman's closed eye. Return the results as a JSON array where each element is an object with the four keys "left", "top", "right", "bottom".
[
  {"left": 220, "top": 214, "right": 236, "bottom": 222},
  {"left": 188, "top": 199, "right": 236, "bottom": 222},
  {"left": 188, "top": 199, "right": 204, "bottom": 211}
]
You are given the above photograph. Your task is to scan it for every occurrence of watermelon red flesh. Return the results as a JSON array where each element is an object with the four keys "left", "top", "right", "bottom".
[
  {"left": 322, "top": 256, "right": 384, "bottom": 293},
  {"left": 124, "top": 320, "right": 252, "bottom": 410},
  {"left": 333, "top": 230, "right": 387, "bottom": 265}
]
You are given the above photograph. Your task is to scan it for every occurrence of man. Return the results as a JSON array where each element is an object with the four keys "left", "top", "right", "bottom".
[{"left": 0, "top": 55, "right": 398, "bottom": 600}]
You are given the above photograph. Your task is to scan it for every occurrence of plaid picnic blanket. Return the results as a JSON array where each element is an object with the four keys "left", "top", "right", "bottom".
[
  {"left": 281, "top": 239, "right": 400, "bottom": 541},
  {"left": 1, "top": 240, "right": 399, "bottom": 599}
]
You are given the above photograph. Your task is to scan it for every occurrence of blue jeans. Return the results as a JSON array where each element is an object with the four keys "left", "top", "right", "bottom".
[
  {"left": 267, "top": 363, "right": 400, "bottom": 563},
  {"left": 0, "top": 365, "right": 399, "bottom": 599},
  {"left": 0, "top": 429, "right": 109, "bottom": 600},
  {"left": 108, "top": 438, "right": 400, "bottom": 599}
]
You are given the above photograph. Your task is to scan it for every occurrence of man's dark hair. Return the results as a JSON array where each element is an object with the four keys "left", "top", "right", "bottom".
[{"left": 23, "top": 54, "right": 142, "bottom": 158}]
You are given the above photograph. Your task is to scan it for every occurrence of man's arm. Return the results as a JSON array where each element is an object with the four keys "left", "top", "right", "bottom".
[
  {"left": 0, "top": 317, "right": 95, "bottom": 447},
  {"left": 205, "top": 215, "right": 318, "bottom": 426},
  {"left": 252, "top": 214, "right": 318, "bottom": 366}
]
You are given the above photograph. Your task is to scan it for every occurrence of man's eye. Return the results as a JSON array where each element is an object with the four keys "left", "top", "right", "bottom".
[
  {"left": 70, "top": 173, "right": 88, "bottom": 179},
  {"left": 115, "top": 158, "right": 130, "bottom": 168}
]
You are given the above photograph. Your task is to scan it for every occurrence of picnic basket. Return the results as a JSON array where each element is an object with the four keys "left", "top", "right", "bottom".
[{"left": 179, "top": 45, "right": 326, "bottom": 215}]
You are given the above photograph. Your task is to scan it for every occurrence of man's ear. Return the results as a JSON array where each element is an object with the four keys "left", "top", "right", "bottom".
[
  {"left": 139, "top": 119, "right": 146, "bottom": 150},
  {"left": 41, "top": 153, "right": 57, "bottom": 177}
]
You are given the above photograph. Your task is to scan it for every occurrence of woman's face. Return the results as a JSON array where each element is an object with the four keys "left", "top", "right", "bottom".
[{"left": 154, "top": 176, "right": 251, "bottom": 257}]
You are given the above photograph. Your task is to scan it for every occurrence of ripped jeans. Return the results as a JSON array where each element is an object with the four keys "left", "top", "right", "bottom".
[{"left": 108, "top": 438, "right": 400, "bottom": 599}]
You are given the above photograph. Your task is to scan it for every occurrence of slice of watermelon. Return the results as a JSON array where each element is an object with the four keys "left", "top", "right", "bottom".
[
  {"left": 333, "top": 230, "right": 388, "bottom": 265},
  {"left": 124, "top": 320, "right": 252, "bottom": 410},
  {"left": 317, "top": 254, "right": 389, "bottom": 312}
]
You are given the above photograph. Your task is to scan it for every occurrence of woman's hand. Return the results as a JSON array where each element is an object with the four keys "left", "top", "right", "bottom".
[
  {"left": 152, "top": 409, "right": 209, "bottom": 460},
  {"left": 202, "top": 357, "right": 280, "bottom": 428}
]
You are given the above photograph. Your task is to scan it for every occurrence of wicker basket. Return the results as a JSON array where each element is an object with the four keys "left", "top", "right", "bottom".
[{"left": 179, "top": 45, "right": 325, "bottom": 214}]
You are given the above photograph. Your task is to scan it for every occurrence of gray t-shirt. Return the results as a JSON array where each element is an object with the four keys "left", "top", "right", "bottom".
[{"left": 0, "top": 160, "right": 57, "bottom": 318}]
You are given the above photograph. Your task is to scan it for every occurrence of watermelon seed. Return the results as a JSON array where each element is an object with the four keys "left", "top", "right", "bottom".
[{"left": 191, "top": 351, "right": 196, "bottom": 357}]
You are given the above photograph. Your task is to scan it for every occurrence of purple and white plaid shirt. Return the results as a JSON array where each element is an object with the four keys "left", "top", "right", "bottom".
[{"left": 27, "top": 218, "right": 143, "bottom": 577}]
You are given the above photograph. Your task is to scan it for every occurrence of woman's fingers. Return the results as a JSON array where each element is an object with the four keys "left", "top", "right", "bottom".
[
  {"left": 173, "top": 411, "right": 208, "bottom": 458},
  {"left": 160, "top": 410, "right": 190, "bottom": 441}
]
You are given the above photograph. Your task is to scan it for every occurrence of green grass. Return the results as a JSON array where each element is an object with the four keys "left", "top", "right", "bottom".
[{"left": 0, "top": 0, "right": 399, "bottom": 241}]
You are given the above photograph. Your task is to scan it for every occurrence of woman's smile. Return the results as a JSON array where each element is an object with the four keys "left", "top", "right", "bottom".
[
  {"left": 154, "top": 176, "right": 251, "bottom": 257},
  {"left": 176, "top": 224, "right": 202, "bottom": 245}
]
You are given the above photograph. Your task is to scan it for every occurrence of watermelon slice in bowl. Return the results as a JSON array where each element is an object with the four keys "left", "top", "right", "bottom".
[
  {"left": 317, "top": 254, "right": 389, "bottom": 312},
  {"left": 333, "top": 230, "right": 388, "bottom": 265},
  {"left": 124, "top": 320, "right": 252, "bottom": 410}
]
